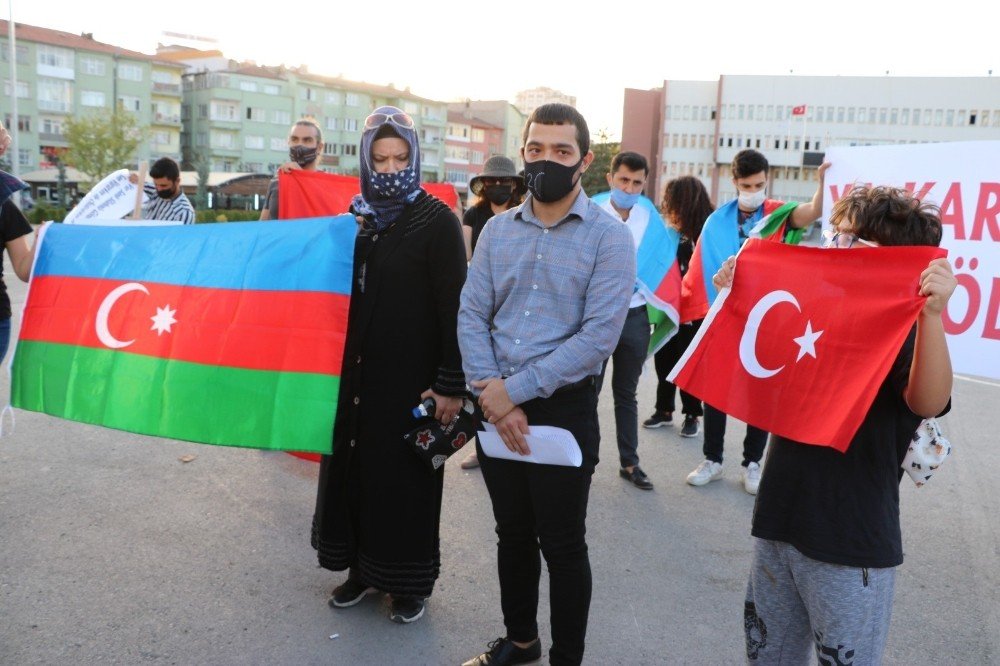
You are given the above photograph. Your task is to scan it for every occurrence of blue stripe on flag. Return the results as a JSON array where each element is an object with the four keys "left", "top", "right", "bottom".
[{"left": 33, "top": 216, "right": 357, "bottom": 295}]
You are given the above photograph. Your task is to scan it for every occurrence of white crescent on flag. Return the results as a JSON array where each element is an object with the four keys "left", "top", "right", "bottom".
[{"left": 739, "top": 289, "right": 824, "bottom": 378}]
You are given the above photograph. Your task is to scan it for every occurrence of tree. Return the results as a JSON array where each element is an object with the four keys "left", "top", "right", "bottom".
[
  {"left": 191, "top": 151, "right": 211, "bottom": 209},
  {"left": 582, "top": 129, "right": 620, "bottom": 197},
  {"left": 64, "top": 109, "right": 146, "bottom": 190}
]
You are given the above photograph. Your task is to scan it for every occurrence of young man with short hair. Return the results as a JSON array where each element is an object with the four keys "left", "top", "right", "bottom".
[
  {"left": 596, "top": 150, "right": 654, "bottom": 489},
  {"left": 686, "top": 149, "right": 825, "bottom": 494},
  {"left": 459, "top": 103, "right": 635, "bottom": 666},
  {"left": 130, "top": 157, "right": 195, "bottom": 224},
  {"left": 259, "top": 119, "right": 325, "bottom": 220}
]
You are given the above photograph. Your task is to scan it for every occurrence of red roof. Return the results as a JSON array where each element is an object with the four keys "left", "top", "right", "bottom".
[{"left": 0, "top": 20, "right": 183, "bottom": 68}]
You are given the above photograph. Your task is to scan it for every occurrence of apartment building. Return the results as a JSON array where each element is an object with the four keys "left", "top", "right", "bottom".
[
  {"left": 622, "top": 75, "right": 1000, "bottom": 206},
  {"left": 443, "top": 111, "right": 504, "bottom": 196},
  {"left": 0, "top": 20, "right": 185, "bottom": 176},
  {"left": 174, "top": 50, "right": 447, "bottom": 182},
  {"left": 514, "top": 86, "right": 576, "bottom": 117}
]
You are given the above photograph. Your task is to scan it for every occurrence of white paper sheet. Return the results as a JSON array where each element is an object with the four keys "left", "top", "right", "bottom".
[{"left": 477, "top": 423, "right": 582, "bottom": 467}]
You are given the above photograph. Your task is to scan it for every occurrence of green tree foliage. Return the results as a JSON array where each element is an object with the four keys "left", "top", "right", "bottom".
[
  {"left": 192, "top": 151, "right": 211, "bottom": 209},
  {"left": 582, "top": 129, "right": 620, "bottom": 197},
  {"left": 64, "top": 110, "right": 146, "bottom": 189}
]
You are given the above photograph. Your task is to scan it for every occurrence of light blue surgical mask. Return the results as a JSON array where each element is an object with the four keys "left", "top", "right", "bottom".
[{"left": 610, "top": 187, "right": 640, "bottom": 210}]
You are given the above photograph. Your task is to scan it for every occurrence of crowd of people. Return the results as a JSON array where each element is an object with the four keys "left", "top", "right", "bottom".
[{"left": 0, "top": 100, "right": 957, "bottom": 664}]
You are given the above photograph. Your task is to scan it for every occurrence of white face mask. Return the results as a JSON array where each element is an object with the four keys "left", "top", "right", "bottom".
[{"left": 738, "top": 189, "right": 767, "bottom": 211}]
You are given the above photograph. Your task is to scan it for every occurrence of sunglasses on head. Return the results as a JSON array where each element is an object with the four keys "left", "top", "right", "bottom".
[{"left": 363, "top": 111, "right": 415, "bottom": 132}]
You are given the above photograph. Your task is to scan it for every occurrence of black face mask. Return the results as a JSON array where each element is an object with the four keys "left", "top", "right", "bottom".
[
  {"left": 484, "top": 184, "right": 514, "bottom": 206},
  {"left": 289, "top": 144, "right": 318, "bottom": 167},
  {"left": 156, "top": 186, "right": 176, "bottom": 200},
  {"left": 523, "top": 158, "right": 582, "bottom": 203}
]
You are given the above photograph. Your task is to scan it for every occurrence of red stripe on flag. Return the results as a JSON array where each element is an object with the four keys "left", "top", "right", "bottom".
[{"left": 20, "top": 276, "right": 348, "bottom": 375}]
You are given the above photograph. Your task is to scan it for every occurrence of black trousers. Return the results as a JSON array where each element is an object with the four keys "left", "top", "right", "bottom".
[
  {"left": 653, "top": 319, "right": 703, "bottom": 417},
  {"left": 702, "top": 402, "right": 767, "bottom": 466},
  {"left": 477, "top": 384, "right": 599, "bottom": 666}
]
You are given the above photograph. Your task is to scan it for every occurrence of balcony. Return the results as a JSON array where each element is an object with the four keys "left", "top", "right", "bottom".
[
  {"left": 153, "top": 82, "right": 181, "bottom": 95},
  {"left": 39, "top": 132, "right": 66, "bottom": 143},
  {"left": 154, "top": 112, "right": 182, "bottom": 125}
]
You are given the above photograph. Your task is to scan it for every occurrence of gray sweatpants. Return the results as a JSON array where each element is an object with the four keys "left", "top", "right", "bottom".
[{"left": 744, "top": 538, "right": 896, "bottom": 665}]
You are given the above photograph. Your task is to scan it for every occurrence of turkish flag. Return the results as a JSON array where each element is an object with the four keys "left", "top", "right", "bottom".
[
  {"left": 792, "top": 105, "right": 807, "bottom": 116},
  {"left": 278, "top": 170, "right": 460, "bottom": 220},
  {"left": 669, "top": 239, "right": 945, "bottom": 452}
]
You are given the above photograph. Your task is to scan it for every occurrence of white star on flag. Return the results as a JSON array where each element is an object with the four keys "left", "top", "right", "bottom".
[
  {"left": 150, "top": 305, "right": 178, "bottom": 336},
  {"left": 793, "top": 321, "right": 823, "bottom": 362}
]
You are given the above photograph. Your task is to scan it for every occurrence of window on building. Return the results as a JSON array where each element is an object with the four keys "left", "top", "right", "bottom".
[
  {"left": 912, "top": 108, "right": 921, "bottom": 125},
  {"left": 246, "top": 107, "right": 265, "bottom": 122},
  {"left": 325, "top": 117, "right": 338, "bottom": 130},
  {"left": 665, "top": 106, "right": 673, "bottom": 121},
  {"left": 344, "top": 118, "right": 358, "bottom": 132},
  {"left": 272, "top": 110, "right": 291, "bottom": 125},
  {"left": 79, "top": 56, "right": 106, "bottom": 76},
  {"left": 878, "top": 108, "right": 887, "bottom": 124},
  {"left": 767, "top": 105, "right": 775, "bottom": 121},
  {"left": 301, "top": 87, "right": 316, "bottom": 101},
  {"left": 37, "top": 44, "right": 74, "bottom": 70},
  {"left": 81, "top": 90, "right": 106, "bottom": 107},
  {"left": 890, "top": 108, "right": 899, "bottom": 125},
  {"left": 152, "top": 130, "right": 171, "bottom": 146},
  {"left": 211, "top": 131, "right": 236, "bottom": 149},
  {"left": 923, "top": 109, "right": 932, "bottom": 125},
  {"left": 198, "top": 104, "right": 208, "bottom": 118},
  {"left": 774, "top": 139, "right": 780, "bottom": 150},
  {"left": 981, "top": 111, "right": 990, "bottom": 127},
  {"left": 969, "top": 111, "right": 977, "bottom": 125},
  {"left": 244, "top": 135, "right": 265, "bottom": 149},
  {"left": 152, "top": 70, "right": 175, "bottom": 85},
  {"left": 342, "top": 144, "right": 357, "bottom": 156},
  {"left": 3, "top": 79, "right": 29, "bottom": 98},
  {"left": 116, "top": 95, "right": 140, "bottom": 112},
  {"left": 118, "top": 63, "right": 144, "bottom": 81},
  {"left": 38, "top": 78, "right": 73, "bottom": 112},
  {"left": 239, "top": 81, "right": 258, "bottom": 92},
  {"left": 41, "top": 117, "right": 64, "bottom": 135},
  {"left": 18, "top": 148, "right": 30, "bottom": 167},
  {"left": 837, "top": 107, "right": 845, "bottom": 122},
  {"left": 270, "top": 137, "right": 286, "bottom": 151},
  {"left": 815, "top": 141, "right": 821, "bottom": 150},
  {"left": 263, "top": 84, "right": 280, "bottom": 95},
  {"left": 946, "top": 109, "right": 955, "bottom": 125},
  {"left": 826, "top": 106, "right": 834, "bottom": 121},
  {"left": 857, "top": 107, "right": 866, "bottom": 123},
  {"left": 5, "top": 114, "right": 28, "bottom": 133},
  {"left": 346, "top": 93, "right": 360, "bottom": 107},
  {"left": 710, "top": 107, "right": 717, "bottom": 120},
  {"left": 738, "top": 105, "right": 745, "bottom": 120},
  {"left": 934, "top": 109, "right": 943, "bottom": 126},
  {"left": 325, "top": 91, "right": 342, "bottom": 104},
  {"left": 0, "top": 42, "right": 28, "bottom": 64},
  {"left": 471, "top": 128, "right": 485, "bottom": 143},
  {"left": 847, "top": 107, "right": 856, "bottom": 123},
  {"left": 211, "top": 101, "right": 239, "bottom": 121},
  {"left": 727, "top": 137, "right": 733, "bottom": 147}
]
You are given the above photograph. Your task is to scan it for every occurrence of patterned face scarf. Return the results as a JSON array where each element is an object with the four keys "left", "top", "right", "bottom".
[{"left": 351, "top": 106, "right": 422, "bottom": 230}]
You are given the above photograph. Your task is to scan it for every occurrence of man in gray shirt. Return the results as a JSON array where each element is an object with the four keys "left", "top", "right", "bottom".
[{"left": 459, "top": 103, "right": 636, "bottom": 666}]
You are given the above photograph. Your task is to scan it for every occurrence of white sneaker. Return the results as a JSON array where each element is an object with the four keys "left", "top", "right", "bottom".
[
  {"left": 686, "top": 460, "right": 723, "bottom": 486},
  {"left": 743, "top": 462, "right": 762, "bottom": 495}
]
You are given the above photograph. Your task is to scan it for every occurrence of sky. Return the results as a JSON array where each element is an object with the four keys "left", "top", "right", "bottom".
[{"left": 8, "top": 0, "right": 999, "bottom": 140}]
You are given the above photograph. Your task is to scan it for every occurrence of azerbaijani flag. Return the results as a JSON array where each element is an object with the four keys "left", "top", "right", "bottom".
[
  {"left": 11, "top": 216, "right": 357, "bottom": 454},
  {"left": 681, "top": 199, "right": 797, "bottom": 323},
  {"left": 592, "top": 192, "right": 681, "bottom": 355}
]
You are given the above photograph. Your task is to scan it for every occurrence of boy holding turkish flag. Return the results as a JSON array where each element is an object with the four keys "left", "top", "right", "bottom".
[{"left": 713, "top": 186, "right": 956, "bottom": 664}]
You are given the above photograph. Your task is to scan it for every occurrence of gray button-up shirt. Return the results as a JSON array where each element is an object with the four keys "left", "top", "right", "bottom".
[{"left": 458, "top": 189, "right": 636, "bottom": 406}]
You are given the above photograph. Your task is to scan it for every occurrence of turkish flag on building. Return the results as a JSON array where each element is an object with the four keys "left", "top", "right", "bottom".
[
  {"left": 792, "top": 105, "right": 807, "bottom": 116},
  {"left": 669, "top": 239, "right": 945, "bottom": 452}
]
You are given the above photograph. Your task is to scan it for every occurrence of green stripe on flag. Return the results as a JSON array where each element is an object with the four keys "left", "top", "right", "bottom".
[
  {"left": 646, "top": 305, "right": 677, "bottom": 356},
  {"left": 756, "top": 201, "right": 805, "bottom": 244},
  {"left": 12, "top": 341, "right": 337, "bottom": 454}
]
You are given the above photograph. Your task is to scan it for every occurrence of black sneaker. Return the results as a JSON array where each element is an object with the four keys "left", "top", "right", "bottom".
[
  {"left": 389, "top": 595, "right": 426, "bottom": 623},
  {"left": 642, "top": 411, "right": 673, "bottom": 429},
  {"left": 462, "top": 637, "right": 542, "bottom": 666},
  {"left": 328, "top": 576, "right": 375, "bottom": 608},
  {"left": 619, "top": 466, "right": 654, "bottom": 490},
  {"left": 680, "top": 415, "right": 701, "bottom": 438}
]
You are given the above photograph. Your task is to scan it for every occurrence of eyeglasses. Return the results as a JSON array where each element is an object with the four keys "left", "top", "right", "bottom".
[
  {"left": 363, "top": 111, "right": 415, "bottom": 132},
  {"left": 822, "top": 229, "right": 879, "bottom": 249}
]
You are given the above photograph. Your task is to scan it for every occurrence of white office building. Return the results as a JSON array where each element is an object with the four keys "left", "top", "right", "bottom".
[{"left": 622, "top": 75, "right": 1000, "bottom": 207}]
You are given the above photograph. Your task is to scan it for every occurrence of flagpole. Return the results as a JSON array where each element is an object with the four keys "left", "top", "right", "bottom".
[{"left": 7, "top": 0, "right": 20, "bottom": 207}]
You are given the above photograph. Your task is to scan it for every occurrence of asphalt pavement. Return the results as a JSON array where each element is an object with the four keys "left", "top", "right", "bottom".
[{"left": 1, "top": 263, "right": 997, "bottom": 665}]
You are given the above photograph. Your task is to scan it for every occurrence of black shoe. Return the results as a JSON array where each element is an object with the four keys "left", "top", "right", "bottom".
[
  {"left": 389, "top": 595, "right": 426, "bottom": 623},
  {"left": 680, "top": 415, "right": 701, "bottom": 438},
  {"left": 642, "top": 411, "right": 673, "bottom": 428},
  {"left": 328, "top": 576, "right": 375, "bottom": 608},
  {"left": 619, "top": 466, "right": 654, "bottom": 490},
  {"left": 462, "top": 637, "right": 542, "bottom": 666}
]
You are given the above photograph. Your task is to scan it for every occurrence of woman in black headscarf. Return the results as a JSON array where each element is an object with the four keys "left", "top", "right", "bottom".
[{"left": 311, "top": 106, "right": 467, "bottom": 624}]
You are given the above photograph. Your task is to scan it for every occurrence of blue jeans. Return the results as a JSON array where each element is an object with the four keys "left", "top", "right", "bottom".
[{"left": 0, "top": 317, "right": 11, "bottom": 361}]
